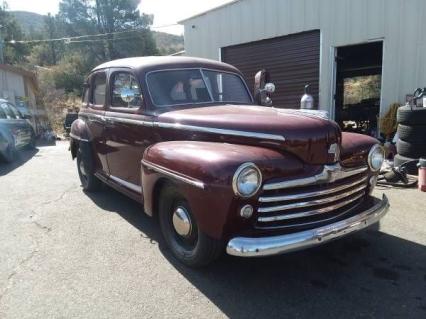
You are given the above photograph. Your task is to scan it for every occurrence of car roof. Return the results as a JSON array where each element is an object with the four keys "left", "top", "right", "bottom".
[{"left": 91, "top": 56, "right": 241, "bottom": 75}]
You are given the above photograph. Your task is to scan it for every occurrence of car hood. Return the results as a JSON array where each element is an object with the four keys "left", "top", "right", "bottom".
[{"left": 157, "top": 104, "right": 341, "bottom": 164}]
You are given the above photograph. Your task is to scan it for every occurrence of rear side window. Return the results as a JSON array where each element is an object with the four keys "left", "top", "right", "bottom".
[
  {"left": 111, "top": 72, "right": 142, "bottom": 108},
  {"left": 91, "top": 72, "right": 106, "bottom": 106}
]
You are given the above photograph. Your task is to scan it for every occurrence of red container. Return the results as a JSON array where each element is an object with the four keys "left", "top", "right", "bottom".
[{"left": 418, "top": 158, "right": 426, "bottom": 192}]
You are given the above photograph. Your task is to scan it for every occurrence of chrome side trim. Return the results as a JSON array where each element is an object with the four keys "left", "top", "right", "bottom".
[
  {"left": 141, "top": 160, "right": 205, "bottom": 189},
  {"left": 257, "top": 192, "right": 365, "bottom": 221},
  {"left": 69, "top": 132, "right": 89, "bottom": 142},
  {"left": 227, "top": 194, "right": 389, "bottom": 257},
  {"left": 263, "top": 164, "right": 368, "bottom": 191},
  {"left": 258, "top": 184, "right": 367, "bottom": 213},
  {"left": 76, "top": 112, "right": 285, "bottom": 142},
  {"left": 259, "top": 176, "right": 368, "bottom": 203},
  {"left": 105, "top": 116, "right": 154, "bottom": 127},
  {"left": 156, "top": 122, "right": 285, "bottom": 141},
  {"left": 110, "top": 175, "right": 142, "bottom": 193}
]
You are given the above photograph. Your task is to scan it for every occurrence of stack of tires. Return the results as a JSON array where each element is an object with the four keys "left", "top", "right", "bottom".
[{"left": 395, "top": 105, "right": 426, "bottom": 174}]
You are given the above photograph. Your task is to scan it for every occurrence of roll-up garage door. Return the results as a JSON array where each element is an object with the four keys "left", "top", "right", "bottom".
[{"left": 221, "top": 30, "right": 320, "bottom": 109}]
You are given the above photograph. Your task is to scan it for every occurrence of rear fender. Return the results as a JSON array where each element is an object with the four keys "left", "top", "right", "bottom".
[{"left": 141, "top": 141, "right": 304, "bottom": 239}]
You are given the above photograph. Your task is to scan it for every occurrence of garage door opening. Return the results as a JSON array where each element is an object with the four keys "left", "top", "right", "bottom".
[{"left": 334, "top": 42, "right": 383, "bottom": 136}]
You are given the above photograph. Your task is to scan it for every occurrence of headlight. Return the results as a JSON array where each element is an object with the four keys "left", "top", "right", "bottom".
[
  {"left": 232, "top": 163, "right": 262, "bottom": 197},
  {"left": 368, "top": 144, "right": 385, "bottom": 172}
]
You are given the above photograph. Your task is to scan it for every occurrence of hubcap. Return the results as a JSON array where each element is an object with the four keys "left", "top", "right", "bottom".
[{"left": 172, "top": 207, "right": 192, "bottom": 238}]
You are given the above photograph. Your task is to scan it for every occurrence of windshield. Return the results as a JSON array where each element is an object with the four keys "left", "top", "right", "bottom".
[{"left": 146, "top": 69, "right": 252, "bottom": 107}]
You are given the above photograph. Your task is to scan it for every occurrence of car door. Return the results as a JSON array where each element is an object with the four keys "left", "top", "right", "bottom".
[
  {"left": 7, "top": 103, "right": 33, "bottom": 146},
  {"left": 80, "top": 71, "right": 109, "bottom": 175},
  {"left": 104, "top": 69, "right": 154, "bottom": 194},
  {"left": 0, "top": 105, "right": 11, "bottom": 153},
  {"left": 0, "top": 102, "right": 29, "bottom": 149}
]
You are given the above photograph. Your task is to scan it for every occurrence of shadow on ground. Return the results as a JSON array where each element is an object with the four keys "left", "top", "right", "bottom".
[
  {"left": 0, "top": 148, "right": 39, "bottom": 176},
  {"left": 86, "top": 186, "right": 426, "bottom": 318}
]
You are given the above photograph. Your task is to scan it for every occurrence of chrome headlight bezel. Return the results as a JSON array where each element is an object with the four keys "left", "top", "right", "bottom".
[
  {"left": 232, "top": 163, "right": 262, "bottom": 198},
  {"left": 368, "top": 144, "right": 385, "bottom": 172}
]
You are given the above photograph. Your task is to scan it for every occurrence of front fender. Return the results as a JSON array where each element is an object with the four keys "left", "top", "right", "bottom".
[
  {"left": 69, "top": 118, "right": 91, "bottom": 159},
  {"left": 70, "top": 118, "right": 91, "bottom": 142},
  {"left": 141, "top": 141, "right": 305, "bottom": 239},
  {"left": 340, "top": 132, "right": 379, "bottom": 168}
]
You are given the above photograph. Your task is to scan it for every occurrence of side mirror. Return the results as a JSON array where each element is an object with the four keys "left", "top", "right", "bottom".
[
  {"left": 23, "top": 114, "right": 32, "bottom": 120},
  {"left": 264, "top": 82, "right": 275, "bottom": 94},
  {"left": 120, "top": 88, "right": 136, "bottom": 103},
  {"left": 254, "top": 70, "right": 275, "bottom": 106}
]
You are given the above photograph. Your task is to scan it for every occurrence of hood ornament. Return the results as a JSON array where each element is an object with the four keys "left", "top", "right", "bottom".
[{"left": 328, "top": 143, "right": 340, "bottom": 163}]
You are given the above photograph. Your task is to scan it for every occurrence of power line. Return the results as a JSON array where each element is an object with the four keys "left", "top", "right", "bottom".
[
  {"left": 68, "top": 35, "right": 144, "bottom": 44},
  {"left": 6, "top": 23, "right": 179, "bottom": 44}
]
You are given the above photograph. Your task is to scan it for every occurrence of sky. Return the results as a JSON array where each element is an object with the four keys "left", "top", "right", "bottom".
[{"left": 6, "top": 0, "right": 234, "bottom": 35}]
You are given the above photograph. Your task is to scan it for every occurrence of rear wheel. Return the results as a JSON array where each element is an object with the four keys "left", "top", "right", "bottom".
[
  {"left": 76, "top": 146, "right": 102, "bottom": 192},
  {"left": 158, "top": 183, "right": 224, "bottom": 267}
]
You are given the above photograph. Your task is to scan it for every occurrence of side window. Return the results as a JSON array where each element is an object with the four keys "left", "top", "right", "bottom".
[
  {"left": 0, "top": 103, "right": 16, "bottom": 119},
  {"left": 111, "top": 72, "right": 142, "bottom": 108},
  {"left": 91, "top": 72, "right": 106, "bottom": 106}
]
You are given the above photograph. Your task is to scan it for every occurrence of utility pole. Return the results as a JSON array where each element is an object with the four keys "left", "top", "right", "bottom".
[
  {"left": 0, "top": 25, "right": 4, "bottom": 64},
  {"left": 0, "top": 38, "right": 4, "bottom": 64}
]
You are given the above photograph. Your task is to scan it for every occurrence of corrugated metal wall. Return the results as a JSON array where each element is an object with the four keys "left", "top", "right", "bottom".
[
  {"left": 0, "top": 70, "right": 26, "bottom": 105},
  {"left": 222, "top": 30, "right": 320, "bottom": 109},
  {"left": 182, "top": 0, "right": 426, "bottom": 116}
]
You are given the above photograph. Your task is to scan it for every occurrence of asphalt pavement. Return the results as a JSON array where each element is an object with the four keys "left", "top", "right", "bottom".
[{"left": 0, "top": 141, "right": 425, "bottom": 318}]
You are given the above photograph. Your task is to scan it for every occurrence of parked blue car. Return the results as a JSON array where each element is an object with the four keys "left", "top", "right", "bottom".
[{"left": 0, "top": 99, "right": 36, "bottom": 163}]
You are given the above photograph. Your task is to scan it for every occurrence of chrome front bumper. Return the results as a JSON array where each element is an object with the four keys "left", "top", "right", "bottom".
[{"left": 226, "top": 194, "right": 389, "bottom": 257}]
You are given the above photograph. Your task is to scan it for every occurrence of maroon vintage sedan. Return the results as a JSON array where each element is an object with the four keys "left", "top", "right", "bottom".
[{"left": 70, "top": 56, "right": 389, "bottom": 266}]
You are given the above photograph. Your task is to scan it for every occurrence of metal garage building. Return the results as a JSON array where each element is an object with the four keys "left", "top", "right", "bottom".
[{"left": 179, "top": 0, "right": 426, "bottom": 133}]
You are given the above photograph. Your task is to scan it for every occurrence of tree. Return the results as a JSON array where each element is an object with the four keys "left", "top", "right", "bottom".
[
  {"left": 27, "top": 14, "right": 64, "bottom": 66},
  {"left": 0, "top": 3, "right": 28, "bottom": 64},
  {"left": 57, "top": 0, "right": 158, "bottom": 61},
  {"left": 29, "top": 0, "right": 159, "bottom": 94},
  {"left": 45, "top": 13, "right": 58, "bottom": 64}
]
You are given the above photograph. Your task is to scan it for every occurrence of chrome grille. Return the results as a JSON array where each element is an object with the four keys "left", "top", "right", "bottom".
[{"left": 256, "top": 165, "right": 369, "bottom": 229}]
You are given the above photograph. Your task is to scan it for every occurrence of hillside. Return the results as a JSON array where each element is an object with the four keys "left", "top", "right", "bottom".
[
  {"left": 153, "top": 31, "right": 184, "bottom": 55},
  {"left": 10, "top": 10, "right": 184, "bottom": 55},
  {"left": 10, "top": 11, "right": 45, "bottom": 35}
]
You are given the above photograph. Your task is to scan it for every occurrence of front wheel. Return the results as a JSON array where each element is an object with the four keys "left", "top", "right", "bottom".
[
  {"left": 76, "top": 146, "right": 102, "bottom": 192},
  {"left": 159, "top": 184, "right": 224, "bottom": 267}
]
